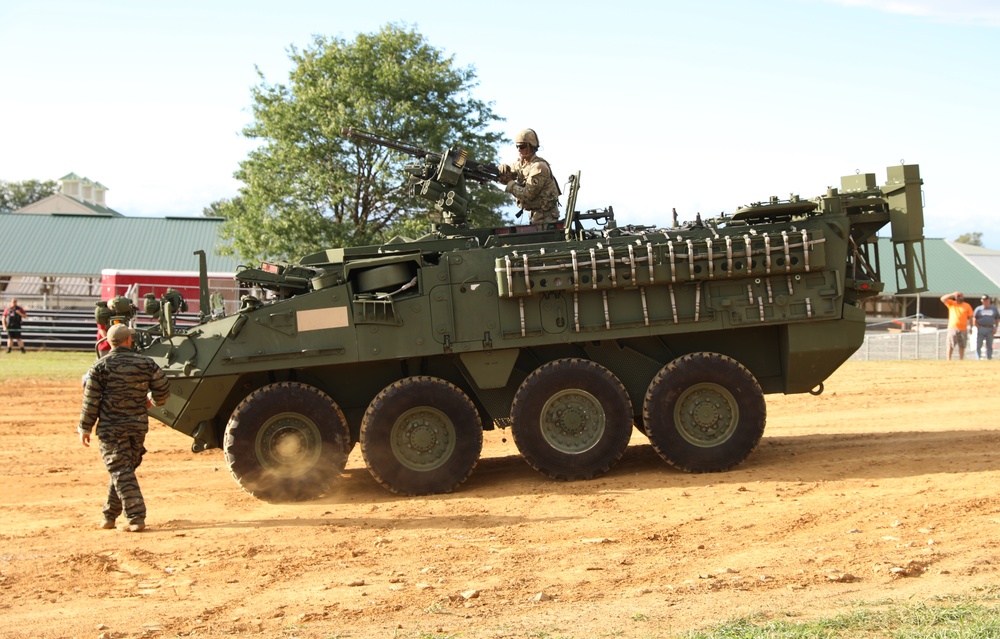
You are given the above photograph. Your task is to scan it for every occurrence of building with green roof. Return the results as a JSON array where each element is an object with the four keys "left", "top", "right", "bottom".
[
  {"left": 1, "top": 173, "right": 239, "bottom": 310},
  {"left": 867, "top": 237, "right": 1000, "bottom": 324}
]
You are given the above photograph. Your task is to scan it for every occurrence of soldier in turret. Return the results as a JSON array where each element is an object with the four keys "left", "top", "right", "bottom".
[{"left": 497, "top": 129, "right": 561, "bottom": 225}]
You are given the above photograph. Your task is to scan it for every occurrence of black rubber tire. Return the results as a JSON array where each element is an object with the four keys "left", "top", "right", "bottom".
[
  {"left": 510, "top": 358, "right": 633, "bottom": 481},
  {"left": 361, "top": 376, "right": 483, "bottom": 496},
  {"left": 642, "top": 352, "right": 766, "bottom": 472},
  {"left": 224, "top": 382, "right": 351, "bottom": 502}
]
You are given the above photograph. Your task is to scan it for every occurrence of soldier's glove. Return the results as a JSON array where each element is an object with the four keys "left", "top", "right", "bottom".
[{"left": 497, "top": 164, "right": 513, "bottom": 185}]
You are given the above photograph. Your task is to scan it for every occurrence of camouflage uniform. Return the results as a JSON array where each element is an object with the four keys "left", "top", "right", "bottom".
[
  {"left": 498, "top": 130, "right": 560, "bottom": 224},
  {"left": 78, "top": 347, "right": 170, "bottom": 526},
  {"left": 501, "top": 156, "right": 561, "bottom": 224}
]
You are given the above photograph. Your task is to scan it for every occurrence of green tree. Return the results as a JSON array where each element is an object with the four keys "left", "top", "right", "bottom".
[
  {"left": 0, "top": 179, "right": 58, "bottom": 211},
  {"left": 202, "top": 200, "right": 228, "bottom": 218},
  {"left": 215, "top": 24, "right": 508, "bottom": 263},
  {"left": 955, "top": 232, "right": 983, "bottom": 246}
]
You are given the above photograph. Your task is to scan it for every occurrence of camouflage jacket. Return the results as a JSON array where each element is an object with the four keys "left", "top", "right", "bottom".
[
  {"left": 78, "top": 348, "right": 170, "bottom": 436},
  {"left": 502, "top": 154, "right": 560, "bottom": 220}
]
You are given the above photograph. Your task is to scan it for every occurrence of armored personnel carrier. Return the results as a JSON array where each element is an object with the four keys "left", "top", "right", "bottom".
[{"left": 137, "top": 131, "right": 927, "bottom": 501}]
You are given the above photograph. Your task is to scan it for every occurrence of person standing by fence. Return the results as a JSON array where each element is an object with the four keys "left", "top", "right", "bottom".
[
  {"left": 974, "top": 295, "right": 999, "bottom": 360},
  {"left": 94, "top": 299, "right": 113, "bottom": 357},
  {"left": 2, "top": 298, "right": 27, "bottom": 353},
  {"left": 941, "top": 291, "right": 974, "bottom": 360},
  {"left": 96, "top": 321, "right": 113, "bottom": 357}
]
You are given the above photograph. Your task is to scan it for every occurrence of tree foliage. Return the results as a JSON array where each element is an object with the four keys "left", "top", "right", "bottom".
[
  {"left": 202, "top": 200, "right": 228, "bottom": 218},
  {"left": 0, "top": 179, "right": 58, "bottom": 212},
  {"left": 214, "top": 24, "right": 508, "bottom": 264},
  {"left": 954, "top": 232, "right": 983, "bottom": 246}
]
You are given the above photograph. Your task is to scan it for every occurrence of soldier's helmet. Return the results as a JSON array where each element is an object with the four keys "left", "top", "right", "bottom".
[{"left": 515, "top": 129, "right": 539, "bottom": 149}]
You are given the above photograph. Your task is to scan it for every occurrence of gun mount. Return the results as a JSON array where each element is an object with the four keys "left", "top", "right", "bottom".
[
  {"left": 135, "top": 133, "right": 927, "bottom": 502},
  {"left": 342, "top": 127, "right": 502, "bottom": 228}
]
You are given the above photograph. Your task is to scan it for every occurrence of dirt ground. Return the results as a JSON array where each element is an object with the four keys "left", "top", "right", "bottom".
[{"left": 3, "top": 360, "right": 1000, "bottom": 639}]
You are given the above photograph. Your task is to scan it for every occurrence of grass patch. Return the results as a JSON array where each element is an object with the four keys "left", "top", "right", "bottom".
[
  {"left": 0, "top": 350, "right": 97, "bottom": 382},
  {"left": 679, "top": 592, "right": 1000, "bottom": 639}
]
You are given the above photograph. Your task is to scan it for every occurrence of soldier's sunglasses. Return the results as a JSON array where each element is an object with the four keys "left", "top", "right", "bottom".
[{"left": 515, "top": 143, "right": 529, "bottom": 149}]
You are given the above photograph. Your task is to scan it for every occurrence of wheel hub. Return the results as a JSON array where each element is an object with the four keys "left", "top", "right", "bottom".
[
  {"left": 272, "top": 429, "right": 306, "bottom": 461},
  {"left": 540, "top": 389, "right": 605, "bottom": 454},
  {"left": 391, "top": 407, "right": 455, "bottom": 471},
  {"left": 674, "top": 383, "right": 738, "bottom": 447},
  {"left": 257, "top": 413, "right": 322, "bottom": 476},
  {"left": 406, "top": 422, "right": 438, "bottom": 453}
]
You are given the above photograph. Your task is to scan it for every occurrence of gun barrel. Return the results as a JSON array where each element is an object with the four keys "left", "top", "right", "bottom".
[
  {"left": 465, "top": 161, "right": 501, "bottom": 182},
  {"left": 342, "top": 127, "right": 500, "bottom": 184},
  {"left": 342, "top": 127, "right": 437, "bottom": 160}
]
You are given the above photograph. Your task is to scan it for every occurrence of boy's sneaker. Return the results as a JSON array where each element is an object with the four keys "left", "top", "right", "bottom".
[
  {"left": 126, "top": 522, "right": 145, "bottom": 533},
  {"left": 99, "top": 518, "right": 116, "bottom": 530}
]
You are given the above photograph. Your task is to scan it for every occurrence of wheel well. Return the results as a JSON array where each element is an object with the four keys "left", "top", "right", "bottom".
[{"left": 193, "top": 372, "right": 274, "bottom": 451}]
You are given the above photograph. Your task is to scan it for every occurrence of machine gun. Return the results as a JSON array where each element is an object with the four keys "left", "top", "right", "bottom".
[
  {"left": 343, "top": 127, "right": 502, "bottom": 226},
  {"left": 143, "top": 288, "right": 188, "bottom": 339},
  {"left": 94, "top": 296, "right": 137, "bottom": 355}
]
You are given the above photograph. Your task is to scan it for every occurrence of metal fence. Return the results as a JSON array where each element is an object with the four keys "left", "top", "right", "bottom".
[
  {"left": 4, "top": 309, "right": 201, "bottom": 352},
  {"left": 849, "top": 329, "right": 952, "bottom": 361},
  {"left": 5, "top": 309, "right": 98, "bottom": 352},
  {"left": 851, "top": 313, "right": 996, "bottom": 361}
]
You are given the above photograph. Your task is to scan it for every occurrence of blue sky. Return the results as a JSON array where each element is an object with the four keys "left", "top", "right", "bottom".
[{"left": 2, "top": 0, "right": 998, "bottom": 246}]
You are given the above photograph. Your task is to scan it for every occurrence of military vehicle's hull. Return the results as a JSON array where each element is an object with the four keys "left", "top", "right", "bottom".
[{"left": 142, "top": 164, "right": 926, "bottom": 501}]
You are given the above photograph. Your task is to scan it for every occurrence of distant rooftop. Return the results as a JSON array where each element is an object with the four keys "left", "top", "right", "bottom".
[
  {"left": 0, "top": 213, "right": 237, "bottom": 277},
  {"left": 15, "top": 172, "right": 121, "bottom": 216}
]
